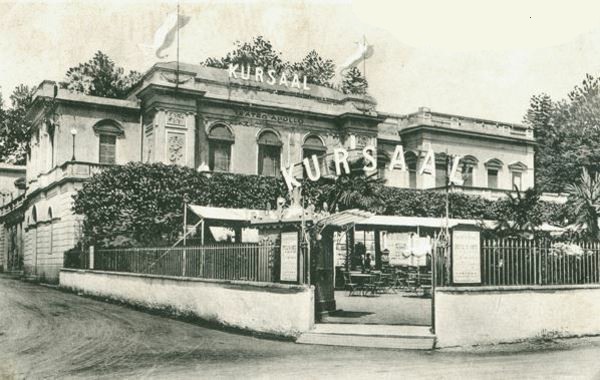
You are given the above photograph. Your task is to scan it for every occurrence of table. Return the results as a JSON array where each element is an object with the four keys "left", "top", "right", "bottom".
[{"left": 349, "top": 272, "right": 381, "bottom": 296}]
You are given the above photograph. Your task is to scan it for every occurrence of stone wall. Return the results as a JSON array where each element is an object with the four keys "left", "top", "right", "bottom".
[
  {"left": 60, "top": 269, "right": 315, "bottom": 338},
  {"left": 435, "top": 285, "right": 600, "bottom": 347},
  {"left": 23, "top": 183, "right": 82, "bottom": 282}
]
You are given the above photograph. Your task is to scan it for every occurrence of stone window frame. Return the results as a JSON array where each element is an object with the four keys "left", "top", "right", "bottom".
[
  {"left": 508, "top": 161, "right": 528, "bottom": 191},
  {"left": 93, "top": 119, "right": 124, "bottom": 165},
  {"left": 484, "top": 158, "right": 503, "bottom": 189}
]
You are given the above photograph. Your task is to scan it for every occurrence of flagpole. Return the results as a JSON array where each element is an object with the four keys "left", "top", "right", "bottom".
[
  {"left": 176, "top": 1, "right": 180, "bottom": 91},
  {"left": 363, "top": 35, "right": 367, "bottom": 87}
]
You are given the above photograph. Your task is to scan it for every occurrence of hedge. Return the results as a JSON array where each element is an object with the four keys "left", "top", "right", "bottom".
[{"left": 73, "top": 162, "right": 571, "bottom": 247}]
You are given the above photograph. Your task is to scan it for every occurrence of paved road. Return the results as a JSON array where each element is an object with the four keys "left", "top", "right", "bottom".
[{"left": 1, "top": 277, "right": 600, "bottom": 380}]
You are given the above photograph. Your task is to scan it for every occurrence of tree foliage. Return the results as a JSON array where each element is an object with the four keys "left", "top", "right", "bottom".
[
  {"left": 74, "top": 163, "right": 573, "bottom": 247},
  {"left": 61, "top": 51, "right": 142, "bottom": 99},
  {"left": 204, "top": 36, "right": 287, "bottom": 75},
  {"left": 493, "top": 187, "right": 542, "bottom": 239},
  {"left": 525, "top": 74, "right": 600, "bottom": 193},
  {"left": 0, "top": 84, "right": 36, "bottom": 164},
  {"left": 565, "top": 168, "right": 600, "bottom": 240},
  {"left": 203, "top": 36, "right": 364, "bottom": 93},
  {"left": 73, "top": 163, "right": 287, "bottom": 247},
  {"left": 341, "top": 67, "right": 368, "bottom": 95},
  {"left": 289, "top": 50, "right": 335, "bottom": 87}
]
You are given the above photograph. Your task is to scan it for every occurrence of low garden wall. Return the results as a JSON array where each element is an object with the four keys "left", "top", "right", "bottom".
[
  {"left": 59, "top": 269, "right": 314, "bottom": 338},
  {"left": 435, "top": 285, "right": 600, "bottom": 347}
]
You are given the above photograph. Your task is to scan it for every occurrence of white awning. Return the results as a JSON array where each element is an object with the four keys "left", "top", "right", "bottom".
[
  {"left": 187, "top": 205, "right": 262, "bottom": 222},
  {"left": 356, "top": 215, "right": 495, "bottom": 229}
]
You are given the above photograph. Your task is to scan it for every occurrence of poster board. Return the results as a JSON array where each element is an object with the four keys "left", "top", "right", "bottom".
[
  {"left": 386, "top": 232, "right": 412, "bottom": 266},
  {"left": 280, "top": 231, "right": 299, "bottom": 282},
  {"left": 452, "top": 228, "right": 481, "bottom": 284},
  {"left": 412, "top": 236, "right": 431, "bottom": 266},
  {"left": 333, "top": 231, "right": 347, "bottom": 267}
]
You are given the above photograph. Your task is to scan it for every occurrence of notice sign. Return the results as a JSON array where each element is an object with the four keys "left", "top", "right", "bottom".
[
  {"left": 280, "top": 231, "right": 299, "bottom": 282},
  {"left": 386, "top": 233, "right": 411, "bottom": 266},
  {"left": 452, "top": 229, "right": 481, "bottom": 284}
]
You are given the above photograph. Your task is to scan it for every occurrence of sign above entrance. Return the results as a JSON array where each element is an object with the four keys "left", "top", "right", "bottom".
[{"left": 228, "top": 64, "right": 311, "bottom": 91}]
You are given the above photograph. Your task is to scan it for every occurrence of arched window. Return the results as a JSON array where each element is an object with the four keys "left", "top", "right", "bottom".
[
  {"left": 405, "top": 151, "right": 418, "bottom": 189},
  {"left": 93, "top": 119, "right": 123, "bottom": 164},
  {"left": 208, "top": 124, "right": 234, "bottom": 172},
  {"left": 31, "top": 206, "right": 37, "bottom": 224},
  {"left": 257, "top": 131, "right": 282, "bottom": 177},
  {"left": 460, "top": 155, "right": 478, "bottom": 187},
  {"left": 484, "top": 158, "right": 503, "bottom": 189},
  {"left": 48, "top": 207, "right": 54, "bottom": 255},
  {"left": 302, "top": 135, "right": 327, "bottom": 177}
]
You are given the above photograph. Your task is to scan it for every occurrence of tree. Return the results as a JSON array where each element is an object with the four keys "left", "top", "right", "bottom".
[
  {"left": 525, "top": 74, "right": 600, "bottom": 193},
  {"left": 340, "top": 67, "right": 368, "bottom": 95},
  {"left": 289, "top": 50, "right": 335, "bottom": 87},
  {"left": 565, "top": 168, "right": 600, "bottom": 240},
  {"left": 302, "top": 154, "right": 386, "bottom": 213},
  {"left": 61, "top": 51, "right": 141, "bottom": 99},
  {"left": 73, "top": 163, "right": 287, "bottom": 247},
  {"left": 493, "top": 187, "right": 542, "bottom": 239},
  {"left": 204, "top": 36, "right": 368, "bottom": 94},
  {"left": 204, "top": 36, "right": 287, "bottom": 75},
  {"left": 0, "top": 84, "right": 36, "bottom": 164}
]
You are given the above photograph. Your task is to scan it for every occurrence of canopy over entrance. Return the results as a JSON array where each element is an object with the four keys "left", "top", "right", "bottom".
[{"left": 315, "top": 209, "right": 495, "bottom": 231}]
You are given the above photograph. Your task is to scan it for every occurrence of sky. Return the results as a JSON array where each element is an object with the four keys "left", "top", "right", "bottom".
[{"left": 2, "top": 0, "right": 600, "bottom": 123}]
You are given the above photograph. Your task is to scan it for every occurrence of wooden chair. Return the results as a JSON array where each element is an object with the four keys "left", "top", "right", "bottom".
[
  {"left": 407, "top": 266, "right": 419, "bottom": 292},
  {"left": 372, "top": 272, "right": 386, "bottom": 294},
  {"left": 418, "top": 271, "right": 433, "bottom": 298},
  {"left": 361, "top": 274, "right": 379, "bottom": 296},
  {"left": 343, "top": 272, "right": 361, "bottom": 296}
]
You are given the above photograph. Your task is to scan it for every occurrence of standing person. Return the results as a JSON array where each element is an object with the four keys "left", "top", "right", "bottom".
[
  {"left": 364, "top": 253, "right": 372, "bottom": 272},
  {"left": 353, "top": 242, "right": 366, "bottom": 270},
  {"left": 381, "top": 248, "right": 390, "bottom": 271}
]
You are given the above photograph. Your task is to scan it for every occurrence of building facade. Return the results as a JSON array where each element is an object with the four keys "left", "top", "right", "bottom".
[{"left": 0, "top": 61, "right": 535, "bottom": 281}]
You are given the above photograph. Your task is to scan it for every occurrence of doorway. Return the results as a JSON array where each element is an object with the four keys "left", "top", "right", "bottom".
[{"left": 317, "top": 226, "right": 437, "bottom": 327}]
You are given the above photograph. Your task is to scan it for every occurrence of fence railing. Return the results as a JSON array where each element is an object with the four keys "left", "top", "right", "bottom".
[
  {"left": 64, "top": 249, "right": 89, "bottom": 270},
  {"left": 66, "top": 243, "right": 277, "bottom": 283},
  {"left": 481, "top": 240, "right": 600, "bottom": 286}
]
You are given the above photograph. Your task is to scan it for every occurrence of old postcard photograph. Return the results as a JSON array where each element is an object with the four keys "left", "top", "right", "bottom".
[{"left": 1, "top": 0, "right": 600, "bottom": 378}]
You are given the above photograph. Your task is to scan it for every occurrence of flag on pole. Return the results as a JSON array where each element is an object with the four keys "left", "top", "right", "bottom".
[
  {"left": 152, "top": 11, "right": 191, "bottom": 59},
  {"left": 337, "top": 39, "right": 374, "bottom": 74}
]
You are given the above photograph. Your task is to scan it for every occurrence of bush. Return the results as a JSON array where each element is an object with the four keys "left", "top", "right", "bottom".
[
  {"left": 73, "top": 162, "right": 572, "bottom": 247},
  {"left": 73, "top": 162, "right": 288, "bottom": 247}
]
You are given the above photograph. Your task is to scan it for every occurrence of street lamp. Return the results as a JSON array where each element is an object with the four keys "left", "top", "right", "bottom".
[{"left": 70, "top": 128, "right": 77, "bottom": 161}]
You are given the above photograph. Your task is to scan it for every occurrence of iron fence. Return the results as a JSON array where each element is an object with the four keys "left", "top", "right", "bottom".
[
  {"left": 481, "top": 239, "right": 600, "bottom": 286},
  {"left": 72, "top": 243, "right": 276, "bottom": 283},
  {"left": 63, "top": 249, "right": 89, "bottom": 270}
]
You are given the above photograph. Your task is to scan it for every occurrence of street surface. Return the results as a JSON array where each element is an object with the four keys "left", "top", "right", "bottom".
[{"left": 1, "top": 276, "right": 600, "bottom": 379}]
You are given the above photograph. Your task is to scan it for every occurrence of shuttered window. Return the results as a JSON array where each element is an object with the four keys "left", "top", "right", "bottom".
[{"left": 99, "top": 134, "right": 116, "bottom": 164}]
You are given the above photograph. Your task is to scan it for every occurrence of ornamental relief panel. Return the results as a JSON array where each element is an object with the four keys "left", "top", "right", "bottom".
[
  {"left": 166, "top": 111, "right": 186, "bottom": 127},
  {"left": 167, "top": 132, "right": 186, "bottom": 165}
]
